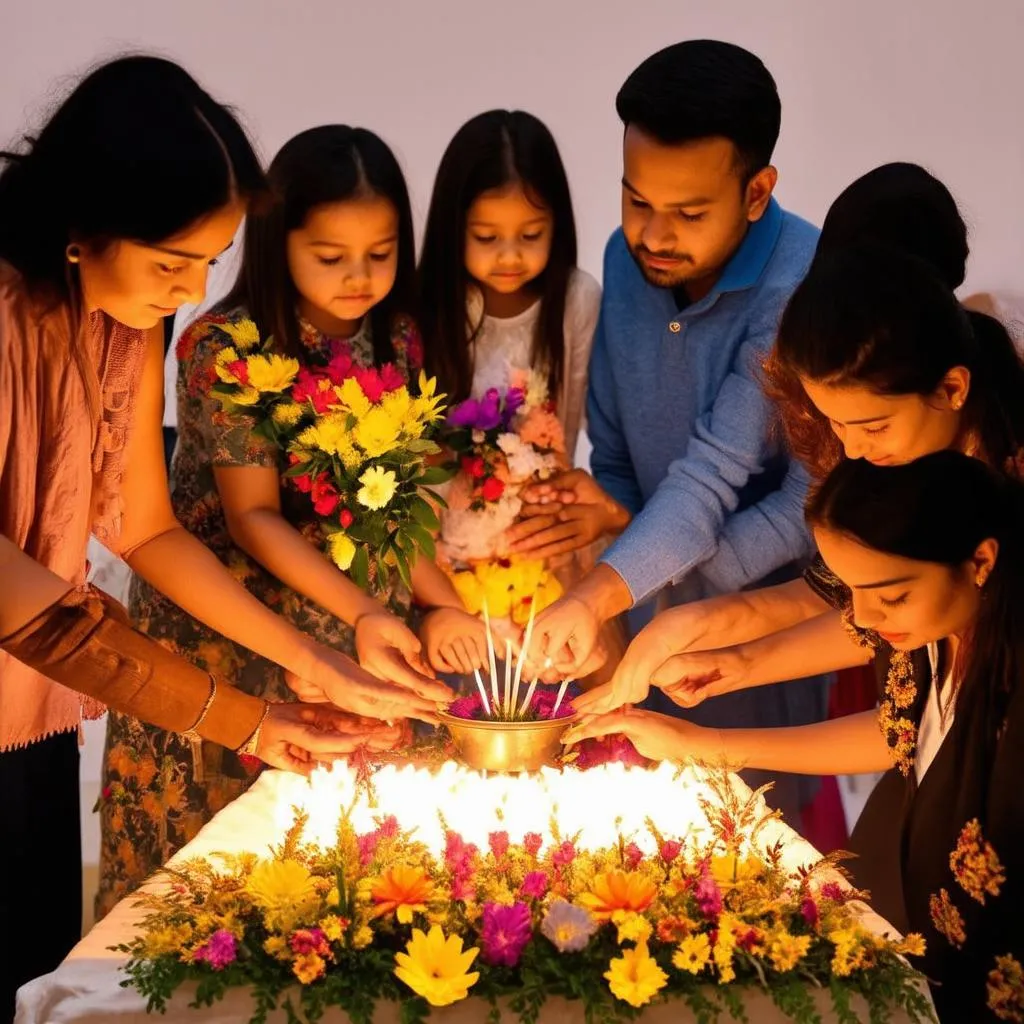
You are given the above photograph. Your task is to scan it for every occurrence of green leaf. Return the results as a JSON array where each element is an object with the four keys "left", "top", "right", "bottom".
[
  {"left": 405, "top": 523, "right": 436, "bottom": 560},
  {"left": 408, "top": 495, "right": 440, "bottom": 531},
  {"left": 350, "top": 545, "right": 370, "bottom": 590},
  {"left": 413, "top": 465, "right": 455, "bottom": 486},
  {"left": 394, "top": 547, "right": 413, "bottom": 591}
]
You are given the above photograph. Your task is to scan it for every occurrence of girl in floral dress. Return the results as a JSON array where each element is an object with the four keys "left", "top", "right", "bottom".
[
  {"left": 97, "top": 126, "right": 480, "bottom": 917},
  {"left": 416, "top": 110, "right": 626, "bottom": 679}
]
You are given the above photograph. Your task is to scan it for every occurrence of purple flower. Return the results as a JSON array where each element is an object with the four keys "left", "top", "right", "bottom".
[
  {"left": 695, "top": 875, "right": 723, "bottom": 918},
  {"left": 541, "top": 900, "right": 597, "bottom": 953},
  {"left": 193, "top": 929, "right": 237, "bottom": 971},
  {"left": 480, "top": 902, "right": 533, "bottom": 967},
  {"left": 501, "top": 387, "right": 526, "bottom": 428},
  {"left": 520, "top": 871, "right": 549, "bottom": 900},
  {"left": 446, "top": 397, "right": 481, "bottom": 429},
  {"left": 801, "top": 897, "right": 820, "bottom": 927},
  {"left": 820, "top": 882, "right": 848, "bottom": 903},
  {"left": 476, "top": 388, "right": 503, "bottom": 430},
  {"left": 448, "top": 694, "right": 485, "bottom": 720},
  {"left": 531, "top": 688, "right": 575, "bottom": 720}
]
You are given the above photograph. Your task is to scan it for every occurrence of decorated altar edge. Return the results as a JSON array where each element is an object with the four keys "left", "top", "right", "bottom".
[{"left": 116, "top": 759, "right": 934, "bottom": 1024}]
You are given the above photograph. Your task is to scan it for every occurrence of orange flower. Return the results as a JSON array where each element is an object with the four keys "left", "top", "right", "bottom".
[
  {"left": 108, "top": 743, "right": 136, "bottom": 780},
  {"left": 578, "top": 871, "right": 657, "bottom": 921},
  {"left": 141, "top": 792, "right": 161, "bottom": 820},
  {"left": 370, "top": 864, "right": 433, "bottom": 924},
  {"left": 134, "top": 757, "right": 158, "bottom": 789},
  {"left": 162, "top": 780, "right": 187, "bottom": 813}
]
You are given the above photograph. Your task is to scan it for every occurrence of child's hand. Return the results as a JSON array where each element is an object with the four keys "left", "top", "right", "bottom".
[
  {"left": 508, "top": 470, "right": 631, "bottom": 560},
  {"left": 562, "top": 706, "right": 716, "bottom": 764},
  {"left": 421, "top": 607, "right": 489, "bottom": 675},
  {"left": 354, "top": 613, "right": 454, "bottom": 703}
]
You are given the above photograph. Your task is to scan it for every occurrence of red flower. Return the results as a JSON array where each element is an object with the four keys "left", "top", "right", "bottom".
[
  {"left": 293, "top": 474, "right": 314, "bottom": 494},
  {"left": 523, "top": 832, "right": 543, "bottom": 857},
  {"left": 461, "top": 455, "right": 486, "bottom": 479},
  {"left": 481, "top": 476, "right": 505, "bottom": 502},
  {"left": 660, "top": 840, "right": 682, "bottom": 863},
  {"left": 325, "top": 350, "right": 354, "bottom": 385},
  {"left": 623, "top": 842, "right": 643, "bottom": 870},
  {"left": 354, "top": 366, "right": 385, "bottom": 403},
  {"left": 488, "top": 831, "right": 510, "bottom": 860},
  {"left": 311, "top": 473, "right": 340, "bottom": 516},
  {"left": 226, "top": 359, "right": 249, "bottom": 384},
  {"left": 379, "top": 363, "right": 406, "bottom": 393},
  {"left": 339, "top": 508, "right": 354, "bottom": 528}
]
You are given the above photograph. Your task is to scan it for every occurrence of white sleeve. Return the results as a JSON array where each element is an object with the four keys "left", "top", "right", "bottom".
[{"left": 561, "top": 268, "right": 601, "bottom": 461}]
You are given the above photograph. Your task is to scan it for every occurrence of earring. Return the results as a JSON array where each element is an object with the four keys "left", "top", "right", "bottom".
[
  {"left": 976, "top": 572, "right": 988, "bottom": 588},
  {"left": 952, "top": 397, "right": 964, "bottom": 411},
  {"left": 65, "top": 244, "right": 81, "bottom": 264}
]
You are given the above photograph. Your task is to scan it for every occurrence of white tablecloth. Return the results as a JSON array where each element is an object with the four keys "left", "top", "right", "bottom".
[{"left": 16, "top": 768, "right": 931, "bottom": 1024}]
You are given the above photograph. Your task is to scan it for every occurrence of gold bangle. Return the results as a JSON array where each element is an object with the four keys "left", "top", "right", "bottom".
[
  {"left": 237, "top": 699, "right": 272, "bottom": 757},
  {"left": 181, "top": 673, "right": 217, "bottom": 742}
]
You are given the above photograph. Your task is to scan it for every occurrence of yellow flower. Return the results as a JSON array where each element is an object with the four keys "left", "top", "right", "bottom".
[
  {"left": 394, "top": 925, "right": 480, "bottom": 1007},
  {"left": 381, "top": 387, "right": 414, "bottom": 432},
  {"left": 713, "top": 912, "right": 740, "bottom": 983},
  {"left": 710, "top": 853, "right": 766, "bottom": 889},
  {"left": 143, "top": 922, "right": 193, "bottom": 957},
  {"left": 246, "top": 858, "right": 318, "bottom": 931},
  {"left": 293, "top": 952, "right": 326, "bottom": 984},
  {"left": 232, "top": 386, "right": 262, "bottom": 406},
  {"left": 320, "top": 914, "right": 347, "bottom": 943},
  {"left": 214, "top": 345, "right": 240, "bottom": 381},
  {"left": 615, "top": 912, "right": 653, "bottom": 946},
  {"left": 263, "top": 935, "right": 289, "bottom": 960},
  {"left": 328, "top": 532, "right": 357, "bottom": 571},
  {"left": 673, "top": 933, "right": 711, "bottom": 974},
  {"left": 449, "top": 571, "right": 484, "bottom": 615},
  {"left": 987, "top": 954, "right": 1024, "bottom": 1021},
  {"left": 353, "top": 406, "right": 402, "bottom": 458},
  {"left": 301, "top": 412, "right": 349, "bottom": 455},
  {"left": 768, "top": 931, "right": 812, "bottom": 972},
  {"left": 370, "top": 863, "right": 434, "bottom": 924},
  {"left": 338, "top": 376, "right": 372, "bottom": 418},
  {"left": 272, "top": 400, "right": 305, "bottom": 427},
  {"left": 220, "top": 318, "right": 261, "bottom": 352},
  {"left": 605, "top": 943, "right": 668, "bottom": 1008},
  {"left": 578, "top": 870, "right": 657, "bottom": 921},
  {"left": 352, "top": 925, "right": 374, "bottom": 950},
  {"left": 897, "top": 933, "right": 927, "bottom": 958},
  {"left": 246, "top": 353, "right": 300, "bottom": 393},
  {"left": 829, "top": 927, "right": 870, "bottom": 977},
  {"left": 357, "top": 466, "right": 398, "bottom": 511},
  {"left": 410, "top": 371, "right": 445, "bottom": 426}
]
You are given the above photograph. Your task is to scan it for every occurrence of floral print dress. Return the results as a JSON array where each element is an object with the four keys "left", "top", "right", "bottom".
[{"left": 95, "top": 308, "right": 423, "bottom": 920}]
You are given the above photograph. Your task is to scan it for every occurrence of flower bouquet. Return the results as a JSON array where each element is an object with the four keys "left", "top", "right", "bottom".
[
  {"left": 211, "top": 325, "right": 448, "bottom": 590},
  {"left": 118, "top": 768, "right": 934, "bottom": 1024}
]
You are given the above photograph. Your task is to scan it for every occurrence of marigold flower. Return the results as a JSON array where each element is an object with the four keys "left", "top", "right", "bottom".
[{"left": 370, "top": 863, "right": 433, "bottom": 924}]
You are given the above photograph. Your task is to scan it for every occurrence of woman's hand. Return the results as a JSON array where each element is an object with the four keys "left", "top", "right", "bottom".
[
  {"left": 290, "top": 646, "right": 446, "bottom": 725},
  {"left": 355, "top": 612, "right": 453, "bottom": 701},
  {"left": 256, "top": 702, "right": 405, "bottom": 775},
  {"left": 420, "top": 607, "right": 489, "bottom": 675},
  {"left": 650, "top": 647, "right": 751, "bottom": 708},
  {"left": 562, "top": 706, "right": 723, "bottom": 764}
]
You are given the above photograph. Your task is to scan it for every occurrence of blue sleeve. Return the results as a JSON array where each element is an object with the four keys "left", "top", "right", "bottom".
[
  {"left": 599, "top": 296, "right": 807, "bottom": 605},
  {"left": 586, "top": 258, "right": 643, "bottom": 515},
  {"left": 698, "top": 458, "right": 814, "bottom": 592}
]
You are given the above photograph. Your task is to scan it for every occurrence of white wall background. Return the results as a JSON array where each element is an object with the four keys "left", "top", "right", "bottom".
[{"left": 3, "top": 0, "right": 1022, "bottom": 927}]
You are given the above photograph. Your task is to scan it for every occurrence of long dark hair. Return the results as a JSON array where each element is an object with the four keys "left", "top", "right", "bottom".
[
  {"left": 767, "top": 243, "right": 1024, "bottom": 479},
  {"left": 807, "top": 450, "right": 1024, "bottom": 762},
  {"left": 0, "top": 55, "right": 266, "bottom": 302},
  {"left": 220, "top": 125, "right": 414, "bottom": 365},
  {"left": 417, "top": 110, "right": 578, "bottom": 400}
]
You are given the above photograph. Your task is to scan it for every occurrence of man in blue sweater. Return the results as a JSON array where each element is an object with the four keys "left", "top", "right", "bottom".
[{"left": 516, "top": 40, "right": 825, "bottom": 823}]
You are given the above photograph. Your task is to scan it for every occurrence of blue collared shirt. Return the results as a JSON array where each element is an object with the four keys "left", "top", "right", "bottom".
[{"left": 588, "top": 198, "right": 819, "bottom": 605}]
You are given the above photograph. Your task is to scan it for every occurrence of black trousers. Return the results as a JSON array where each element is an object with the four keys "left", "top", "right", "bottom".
[{"left": 0, "top": 731, "right": 82, "bottom": 1024}]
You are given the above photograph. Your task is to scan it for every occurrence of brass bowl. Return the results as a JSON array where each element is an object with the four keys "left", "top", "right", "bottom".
[{"left": 439, "top": 711, "right": 578, "bottom": 773}]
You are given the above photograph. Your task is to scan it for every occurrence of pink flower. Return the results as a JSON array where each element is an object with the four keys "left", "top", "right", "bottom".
[
  {"left": 354, "top": 366, "right": 385, "bottom": 403},
  {"left": 379, "top": 363, "right": 405, "bottom": 393},
  {"left": 376, "top": 815, "right": 399, "bottom": 839},
  {"left": 451, "top": 874, "right": 476, "bottom": 902},
  {"left": 801, "top": 897, "right": 820, "bottom": 928},
  {"left": 623, "top": 843, "right": 643, "bottom": 870},
  {"left": 448, "top": 694, "right": 485, "bottom": 720},
  {"left": 660, "top": 840, "right": 682, "bottom": 864},
  {"left": 489, "top": 831, "right": 510, "bottom": 860},
  {"left": 325, "top": 349, "right": 354, "bottom": 385},
  {"left": 552, "top": 841, "right": 576, "bottom": 867},
  {"left": 358, "top": 832, "right": 380, "bottom": 865},
  {"left": 523, "top": 833, "right": 543, "bottom": 858},
  {"left": 289, "top": 928, "right": 330, "bottom": 956},
  {"left": 520, "top": 871, "right": 549, "bottom": 900},
  {"left": 820, "top": 882, "right": 848, "bottom": 903},
  {"left": 193, "top": 929, "right": 237, "bottom": 970},
  {"left": 695, "top": 874, "right": 723, "bottom": 918},
  {"left": 480, "top": 902, "right": 532, "bottom": 968}
]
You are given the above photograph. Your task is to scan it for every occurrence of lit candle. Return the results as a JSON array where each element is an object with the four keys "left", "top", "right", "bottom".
[{"left": 473, "top": 668, "right": 491, "bottom": 717}]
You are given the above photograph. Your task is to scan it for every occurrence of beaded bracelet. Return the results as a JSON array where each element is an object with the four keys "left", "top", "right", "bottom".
[{"left": 237, "top": 699, "right": 272, "bottom": 757}]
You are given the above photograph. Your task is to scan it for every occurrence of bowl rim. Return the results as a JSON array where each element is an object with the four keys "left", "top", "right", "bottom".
[{"left": 438, "top": 710, "right": 578, "bottom": 732}]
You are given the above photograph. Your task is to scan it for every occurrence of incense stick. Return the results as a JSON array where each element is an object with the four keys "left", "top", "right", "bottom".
[
  {"left": 517, "top": 656, "right": 552, "bottom": 719},
  {"left": 552, "top": 677, "right": 575, "bottom": 716},
  {"left": 473, "top": 668, "right": 491, "bottom": 717},
  {"left": 483, "top": 599, "right": 499, "bottom": 712},
  {"left": 510, "top": 598, "right": 536, "bottom": 720},
  {"left": 503, "top": 640, "right": 513, "bottom": 718}
]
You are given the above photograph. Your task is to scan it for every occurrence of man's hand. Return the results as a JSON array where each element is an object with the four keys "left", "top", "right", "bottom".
[{"left": 507, "top": 470, "right": 631, "bottom": 560}]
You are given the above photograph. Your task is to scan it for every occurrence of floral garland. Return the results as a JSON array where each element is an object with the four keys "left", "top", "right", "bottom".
[
  {"left": 841, "top": 610, "right": 918, "bottom": 776},
  {"left": 116, "top": 767, "right": 934, "bottom": 1024}
]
